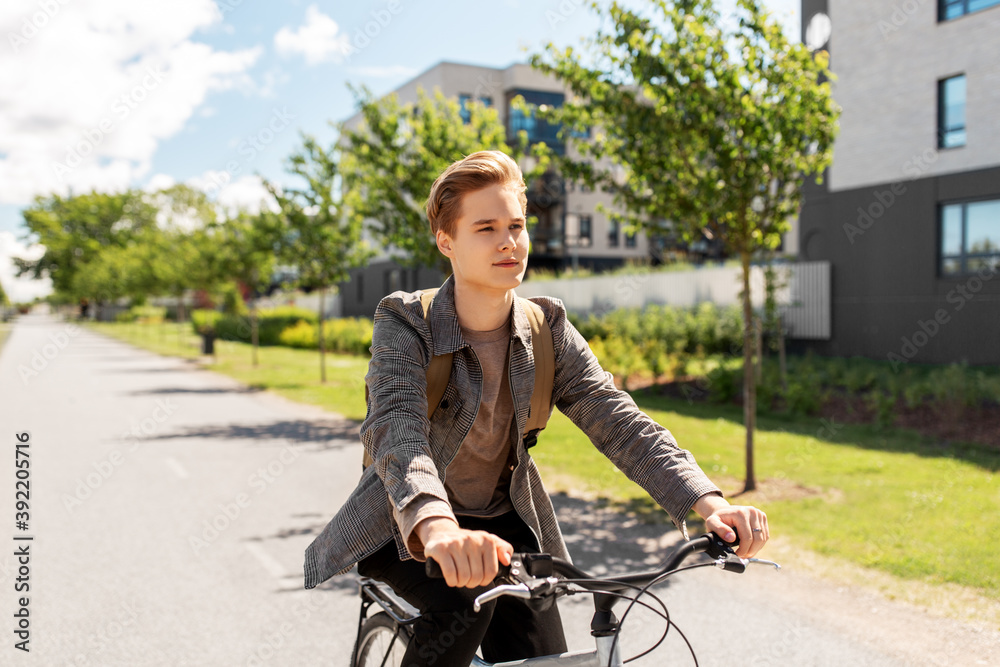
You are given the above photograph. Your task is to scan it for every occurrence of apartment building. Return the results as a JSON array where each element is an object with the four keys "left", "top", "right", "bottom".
[
  {"left": 798, "top": 0, "right": 1000, "bottom": 364},
  {"left": 336, "top": 61, "right": 661, "bottom": 316}
]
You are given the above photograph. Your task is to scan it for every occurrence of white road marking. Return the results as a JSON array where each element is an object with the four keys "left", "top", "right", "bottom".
[
  {"left": 164, "top": 457, "right": 190, "bottom": 479},
  {"left": 245, "top": 542, "right": 287, "bottom": 579}
]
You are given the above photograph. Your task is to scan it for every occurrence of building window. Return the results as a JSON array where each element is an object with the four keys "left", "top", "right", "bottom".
[
  {"left": 384, "top": 268, "right": 401, "bottom": 294},
  {"left": 940, "top": 199, "right": 1000, "bottom": 275},
  {"left": 938, "top": 75, "right": 966, "bottom": 148},
  {"left": 459, "top": 95, "right": 492, "bottom": 124},
  {"left": 939, "top": 0, "right": 1000, "bottom": 20},
  {"left": 608, "top": 218, "right": 620, "bottom": 248},
  {"left": 459, "top": 94, "right": 472, "bottom": 124},
  {"left": 579, "top": 215, "right": 592, "bottom": 246},
  {"left": 506, "top": 89, "right": 565, "bottom": 153},
  {"left": 625, "top": 230, "right": 637, "bottom": 248}
]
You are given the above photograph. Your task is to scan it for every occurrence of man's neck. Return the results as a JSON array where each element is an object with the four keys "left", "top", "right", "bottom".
[{"left": 452, "top": 280, "right": 514, "bottom": 332}]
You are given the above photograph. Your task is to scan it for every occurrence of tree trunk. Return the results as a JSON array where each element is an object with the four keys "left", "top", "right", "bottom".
[
  {"left": 318, "top": 286, "right": 327, "bottom": 384},
  {"left": 778, "top": 314, "right": 788, "bottom": 393},
  {"left": 251, "top": 299, "right": 259, "bottom": 367},
  {"left": 741, "top": 250, "right": 757, "bottom": 493},
  {"left": 755, "top": 318, "right": 763, "bottom": 385}
]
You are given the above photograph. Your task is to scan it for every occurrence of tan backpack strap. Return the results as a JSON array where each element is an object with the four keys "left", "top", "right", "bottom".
[
  {"left": 364, "top": 288, "right": 449, "bottom": 470},
  {"left": 420, "top": 288, "right": 452, "bottom": 419},
  {"left": 520, "top": 297, "right": 554, "bottom": 435}
]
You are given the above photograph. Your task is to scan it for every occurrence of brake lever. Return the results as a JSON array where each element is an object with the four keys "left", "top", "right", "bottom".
[
  {"left": 472, "top": 576, "right": 560, "bottom": 613},
  {"left": 747, "top": 557, "right": 782, "bottom": 570},
  {"left": 473, "top": 583, "right": 530, "bottom": 612}
]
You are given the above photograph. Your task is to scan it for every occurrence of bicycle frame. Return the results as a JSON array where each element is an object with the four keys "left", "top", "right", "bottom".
[
  {"left": 360, "top": 576, "right": 624, "bottom": 667},
  {"left": 469, "top": 640, "right": 619, "bottom": 666},
  {"left": 355, "top": 534, "right": 769, "bottom": 667}
]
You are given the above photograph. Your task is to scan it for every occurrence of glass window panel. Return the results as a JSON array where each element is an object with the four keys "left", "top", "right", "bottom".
[
  {"left": 459, "top": 94, "right": 471, "bottom": 124},
  {"left": 942, "top": 204, "right": 964, "bottom": 255},
  {"left": 967, "top": 256, "right": 1000, "bottom": 272},
  {"left": 969, "top": 0, "right": 1000, "bottom": 11},
  {"left": 943, "top": 76, "right": 965, "bottom": 127},
  {"left": 965, "top": 200, "right": 1000, "bottom": 254},
  {"left": 939, "top": 75, "right": 966, "bottom": 147},
  {"left": 944, "top": 129, "right": 967, "bottom": 147},
  {"left": 941, "top": 257, "right": 962, "bottom": 275}
]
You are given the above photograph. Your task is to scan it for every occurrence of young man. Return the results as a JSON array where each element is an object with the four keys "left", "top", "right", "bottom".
[{"left": 304, "top": 150, "right": 769, "bottom": 664}]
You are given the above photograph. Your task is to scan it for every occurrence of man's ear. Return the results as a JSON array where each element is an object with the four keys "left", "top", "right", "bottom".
[{"left": 436, "top": 229, "right": 454, "bottom": 259}]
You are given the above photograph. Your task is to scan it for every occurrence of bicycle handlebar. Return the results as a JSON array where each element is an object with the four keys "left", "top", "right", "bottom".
[{"left": 426, "top": 531, "right": 748, "bottom": 593}]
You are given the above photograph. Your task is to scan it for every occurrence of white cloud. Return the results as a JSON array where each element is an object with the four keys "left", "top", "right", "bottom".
[
  {"left": 144, "top": 173, "right": 177, "bottom": 193},
  {"left": 0, "top": 231, "right": 51, "bottom": 303},
  {"left": 274, "top": 4, "right": 351, "bottom": 65},
  {"left": 184, "top": 172, "right": 279, "bottom": 218},
  {"left": 0, "top": 0, "right": 262, "bottom": 207}
]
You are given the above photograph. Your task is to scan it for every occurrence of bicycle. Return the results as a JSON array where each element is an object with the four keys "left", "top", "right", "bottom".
[{"left": 350, "top": 532, "right": 781, "bottom": 667}]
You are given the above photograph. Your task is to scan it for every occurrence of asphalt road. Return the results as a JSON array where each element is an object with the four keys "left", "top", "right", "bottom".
[{"left": 0, "top": 314, "right": 994, "bottom": 666}]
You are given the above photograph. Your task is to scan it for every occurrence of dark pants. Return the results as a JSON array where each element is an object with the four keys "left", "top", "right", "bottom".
[{"left": 357, "top": 511, "right": 568, "bottom": 666}]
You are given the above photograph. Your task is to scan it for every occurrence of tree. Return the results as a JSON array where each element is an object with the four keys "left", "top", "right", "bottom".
[
  {"left": 15, "top": 190, "right": 158, "bottom": 300},
  {"left": 213, "top": 210, "right": 282, "bottom": 366},
  {"left": 531, "top": 0, "right": 838, "bottom": 491},
  {"left": 148, "top": 185, "right": 220, "bottom": 324},
  {"left": 267, "top": 133, "right": 373, "bottom": 382},
  {"left": 341, "top": 85, "right": 526, "bottom": 273}
]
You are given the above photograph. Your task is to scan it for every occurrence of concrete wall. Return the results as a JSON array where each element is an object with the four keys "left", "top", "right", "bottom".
[
  {"left": 827, "top": 0, "right": 1000, "bottom": 192},
  {"left": 800, "top": 164, "right": 1000, "bottom": 365}
]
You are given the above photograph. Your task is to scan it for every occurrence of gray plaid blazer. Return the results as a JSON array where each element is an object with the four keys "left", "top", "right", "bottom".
[{"left": 303, "top": 275, "right": 721, "bottom": 589}]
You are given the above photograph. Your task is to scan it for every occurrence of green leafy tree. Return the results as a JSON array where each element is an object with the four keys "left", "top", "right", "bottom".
[
  {"left": 148, "top": 185, "right": 220, "bottom": 324},
  {"left": 213, "top": 210, "right": 283, "bottom": 366},
  {"left": 531, "top": 0, "right": 838, "bottom": 491},
  {"left": 15, "top": 190, "right": 158, "bottom": 301},
  {"left": 70, "top": 243, "right": 150, "bottom": 310},
  {"left": 267, "top": 133, "right": 373, "bottom": 382},
  {"left": 341, "top": 85, "right": 526, "bottom": 273}
]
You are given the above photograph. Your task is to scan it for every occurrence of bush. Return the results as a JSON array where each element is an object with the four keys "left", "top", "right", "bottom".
[
  {"left": 119, "top": 304, "right": 166, "bottom": 324},
  {"left": 706, "top": 365, "right": 740, "bottom": 404},
  {"left": 573, "top": 302, "right": 744, "bottom": 359},
  {"left": 206, "top": 306, "right": 319, "bottom": 345},
  {"left": 277, "top": 317, "right": 375, "bottom": 356},
  {"left": 278, "top": 320, "right": 317, "bottom": 349},
  {"left": 321, "top": 318, "right": 374, "bottom": 356},
  {"left": 191, "top": 309, "right": 222, "bottom": 335},
  {"left": 785, "top": 379, "right": 822, "bottom": 416},
  {"left": 866, "top": 389, "right": 898, "bottom": 429}
]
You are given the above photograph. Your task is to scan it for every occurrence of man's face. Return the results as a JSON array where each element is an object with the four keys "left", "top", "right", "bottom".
[{"left": 436, "top": 184, "right": 529, "bottom": 295}]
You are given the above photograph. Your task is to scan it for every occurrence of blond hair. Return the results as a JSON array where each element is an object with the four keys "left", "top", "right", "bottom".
[{"left": 426, "top": 150, "right": 527, "bottom": 238}]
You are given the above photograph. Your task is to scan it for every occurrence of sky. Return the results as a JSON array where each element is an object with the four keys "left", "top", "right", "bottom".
[{"left": 0, "top": 0, "right": 800, "bottom": 302}]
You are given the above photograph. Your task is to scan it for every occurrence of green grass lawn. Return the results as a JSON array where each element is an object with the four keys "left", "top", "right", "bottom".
[
  {"left": 90, "top": 321, "right": 1000, "bottom": 598},
  {"left": 534, "top": 391, "right": 1000, "bottom": 597}
]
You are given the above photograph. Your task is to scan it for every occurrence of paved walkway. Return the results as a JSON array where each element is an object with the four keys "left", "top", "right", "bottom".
[{"left": 0, "top": 314, "right": 993, "bottom": 665}]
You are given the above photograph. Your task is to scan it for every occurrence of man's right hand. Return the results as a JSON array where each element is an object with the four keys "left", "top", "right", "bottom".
[{"left": 416, "top": 517, "right": 513, "bottom": 589}]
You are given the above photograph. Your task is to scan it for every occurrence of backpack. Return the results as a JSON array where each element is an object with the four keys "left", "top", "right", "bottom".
[{"left": 362, "top": 288, "right": 555, "bottom": 469}]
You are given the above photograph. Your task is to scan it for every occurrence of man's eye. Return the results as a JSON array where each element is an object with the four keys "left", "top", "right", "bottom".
[
  {"left": 479, "top": 226, "right": 493, "bottom": 232},
  {"left": 511, "top": 224, "right": 523, "bottom": 230}
]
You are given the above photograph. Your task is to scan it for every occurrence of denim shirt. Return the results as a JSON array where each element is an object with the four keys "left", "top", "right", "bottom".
[{"left": 303, "top": 275, "right": 721, "bottom": 590}]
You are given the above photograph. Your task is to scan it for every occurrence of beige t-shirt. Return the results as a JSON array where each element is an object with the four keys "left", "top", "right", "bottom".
[{"left": 394, "top": 316, "right": 517, "bottom": 556}]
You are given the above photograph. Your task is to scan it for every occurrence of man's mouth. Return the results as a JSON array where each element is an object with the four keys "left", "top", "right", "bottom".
[{"left": 494, "top": 259, "right": 519, "bottom": 266}]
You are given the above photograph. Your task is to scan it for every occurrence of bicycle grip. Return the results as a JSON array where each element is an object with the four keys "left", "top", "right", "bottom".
[{"left": 426, "top": 557, "right": 444, "bottom": 579}]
